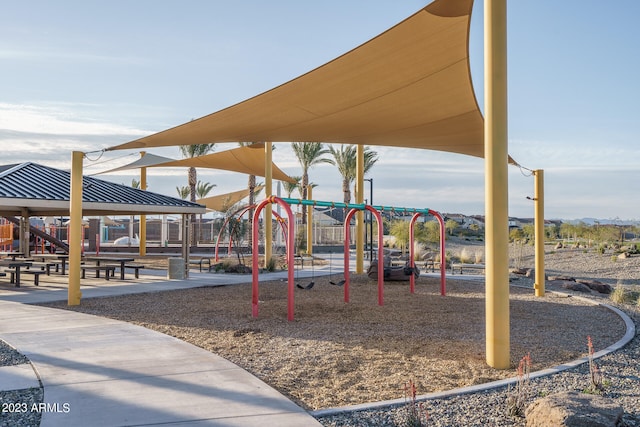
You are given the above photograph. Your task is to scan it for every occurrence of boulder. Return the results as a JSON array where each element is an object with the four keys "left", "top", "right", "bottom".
[
  {"left": 575, "top": 279, "right": 613, "bottom": 294},
  {"left": 525, "top": 391, "right": 623, "bottom": 427},
  {"left": 617, "top": 252, "right": 629, "bottom": 260},
  {"left": 555, "top": 242, "right": 564, "bottom": 250},
  {"left": 548, "top": 275, "right": 576, "bottom": 282},
  {"left": 560, "top": 282, "right": 592, "bottom": 293}
]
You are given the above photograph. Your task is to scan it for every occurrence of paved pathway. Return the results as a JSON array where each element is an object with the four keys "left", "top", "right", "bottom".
[{"left": 0, "top": 267, "right": 324, "bottom": 426}]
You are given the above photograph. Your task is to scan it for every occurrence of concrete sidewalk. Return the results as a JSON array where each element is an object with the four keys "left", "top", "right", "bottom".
[{"left": 0, "top": 269, "right": 324, "bottom": 426}]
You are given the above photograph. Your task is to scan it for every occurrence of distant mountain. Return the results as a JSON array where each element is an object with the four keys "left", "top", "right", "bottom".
[{"left": 562, "top": 218, "right": 640, "bottom": 226}]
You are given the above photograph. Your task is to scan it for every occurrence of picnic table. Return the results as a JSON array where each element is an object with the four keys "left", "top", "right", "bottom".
[
  {"left": 0, "top": 259, "right": 32, "bottom": 287},
  {"left": 32, "top": 253, "right": 70, "bottom": 275},
  {"left": 84, "top": 256, "right": 135, "bottom": 280},
  {"left": 0, "top": 252, "right": 25, "bottom": 261}
]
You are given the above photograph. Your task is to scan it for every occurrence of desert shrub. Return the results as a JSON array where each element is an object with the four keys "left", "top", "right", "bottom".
[
  {"left": 265, "top": 256, "right": 278, "bottom": 272},
  {"left": 474, "top": 249, "right": 484, "bottom": 264},
  {"left": 459, "top": 247, "right": 472, "bottom": 264},
  {"left": 610, "top": 283, "right": 629, "bottom": 304}
]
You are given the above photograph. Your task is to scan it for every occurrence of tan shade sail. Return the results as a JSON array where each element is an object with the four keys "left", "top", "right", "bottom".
[
  {"left": 93, "top": 153, "right": 176, "bottom": 175},
  {"left": 146, "top": 143, "right": 295, "bottom": 183},
  {"left": 107, "top": 0, "right": 485, "bottom": 158},
  {"left": 197, "top": 186, "right": 264, "bottom": 212}
]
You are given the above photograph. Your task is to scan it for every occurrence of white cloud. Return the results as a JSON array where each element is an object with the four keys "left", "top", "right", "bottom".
[{"left": 0, "top": 103, "right": 151, "bottom": 137}]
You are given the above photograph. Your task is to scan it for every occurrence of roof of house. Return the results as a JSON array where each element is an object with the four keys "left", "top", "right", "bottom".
[{"left": 0, "top": 162, "right": 205, "bottom": 217}]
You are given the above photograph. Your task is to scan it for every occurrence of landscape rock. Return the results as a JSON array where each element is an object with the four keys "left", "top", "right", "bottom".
[
  {"left": 575, "top": 279, "right": 613, "bottom": 294},
  {"left": 525, "top": 391, "right": 623, "bottom": 427},
  {"left": 617, "top": 252, "right": 629, "bottom": 260},
  {"left": 548, "top": 275, "right": 576, "bottom": 282},
  {"left": 555, "top": 242, "right": 564, "bottom": 250},
  {"left": 557, "top": 281, "right": 592, "bottom": 293}
]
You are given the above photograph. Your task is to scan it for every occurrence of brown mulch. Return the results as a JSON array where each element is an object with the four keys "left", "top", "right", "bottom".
[{"left": 42, "top": 272, "right": 626, "bottom": 410}]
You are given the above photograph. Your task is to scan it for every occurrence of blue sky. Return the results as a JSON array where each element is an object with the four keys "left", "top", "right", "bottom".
[{"left": 1, "top": 1, "right": 639, "bottom": 220}]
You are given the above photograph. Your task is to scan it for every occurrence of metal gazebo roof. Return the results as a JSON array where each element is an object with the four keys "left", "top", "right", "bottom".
[{"left": 0, "top": 163, "right": 205, "bottom": 217}]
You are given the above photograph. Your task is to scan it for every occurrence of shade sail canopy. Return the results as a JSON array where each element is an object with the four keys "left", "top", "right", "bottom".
[
  {"left": 146, "top": 143, "right": 296, "bottom": 183},
  {"left": 94, "top": 153, "right": 176, "bottom": 175},
  {"left": 108, "top": 0, "right": 485, "bottom": 158},
  {"left": 97, "top": 144, "right": 295, "bottom": 182},
  {"left": 197, "top": 186, "right": 264, "bottom": 212}
]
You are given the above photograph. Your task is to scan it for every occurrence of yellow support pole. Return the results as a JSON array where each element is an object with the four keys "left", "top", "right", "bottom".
[
  {"left": 139, "top": 151, "right": 147, "bottom": 257},
  {"left": 484, "top": 0, "right": 510, "bottom": 369},
  {"left": 355, "top": 145, "right": 364, "bottom": 274},
  {"left": 68, "top": 151, "right": 84, "bottom": 306},
  {"left": 264, "top": 142, "right": 273, "bottom": 267},
  {"left": 306, "top": 185, "right": 313, "bottom": 255},
  {"left": 534, "top": 169, "right": 545, "bottom": 297}
]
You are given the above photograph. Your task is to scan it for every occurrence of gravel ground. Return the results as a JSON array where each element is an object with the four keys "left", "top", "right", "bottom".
[
  {"left": 1, "top": 244, "right": 639, "bottom": 426},
  {"left": 0, "top": 341, "right": 42, "bottom": 427}
]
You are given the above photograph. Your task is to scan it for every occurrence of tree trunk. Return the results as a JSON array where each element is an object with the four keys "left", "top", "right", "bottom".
[
  {"left": 342, "top": 178, "right": 351, "bottom": 204},
  {"left": 301, "top": 173, "right": 309, "bottom": 225}
]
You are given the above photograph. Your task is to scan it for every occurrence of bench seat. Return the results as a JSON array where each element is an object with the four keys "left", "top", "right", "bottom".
[
  {"left": 81, "top": 265, "right": 115, "bottom": 280},
  {"left": 189, "top": 258, "right": 211, "bottom": 272},
  {"left": 451, "top": 263, "right": 485, "bottom": 275},
  {"left": 105, "top": 263, "right": 145, "bottom": 279}
]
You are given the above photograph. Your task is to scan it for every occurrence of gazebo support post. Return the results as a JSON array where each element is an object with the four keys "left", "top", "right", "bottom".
[
  {"left": 139, "top": 151, "right": 147, "bottom": 257},
  {"left": 68, "top": 151, "right": 84, "bottom": 306},
  {"left": 182, "top": 214, "right": 190, "bottom": 278}
]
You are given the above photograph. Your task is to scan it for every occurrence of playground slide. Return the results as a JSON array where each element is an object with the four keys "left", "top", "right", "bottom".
[{"left": 3, "top": 216, "right": 69, "bottom": 254}]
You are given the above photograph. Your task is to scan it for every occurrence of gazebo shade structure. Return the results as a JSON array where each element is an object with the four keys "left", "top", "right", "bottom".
[
  {"left": 0, "top": 163, "right": 205, "bottom": 217},
  {"left": 107, "top": 0, "right": 484, "bottom": 158}
]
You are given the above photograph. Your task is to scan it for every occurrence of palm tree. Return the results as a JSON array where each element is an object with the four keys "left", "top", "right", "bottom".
[
  {"left": 282, "top": 176, "right": 302, "bottom": 198},
  {"left": 179, "top": 143, "right": 215, "bottom": 245},
  {"left": 237, "top": 142, "right": 260, "bottom": 207},
  {"left": 195, "top": 180, "right": 216, "bottom": 241},
  {"left": 176, "top": 186, "right": 190, "bottom": 200},
  {"left": 291, "top": 142, "right": 333, "bottom": 223},
  {"left": 328, "top": 144, "right": 379, "bottom": 204}
]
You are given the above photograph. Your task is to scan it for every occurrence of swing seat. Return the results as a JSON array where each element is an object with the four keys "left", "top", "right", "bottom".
[{"left": 367, "top": 260, "right": 420, "bottom": 281}]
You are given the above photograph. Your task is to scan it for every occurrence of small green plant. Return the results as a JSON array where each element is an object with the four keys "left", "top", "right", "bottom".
[
  {"left": 610, "top": 255, "right": 618, "bottom": 262},
  {"left": 395, "top": 379, "right": 429, "bottom": 427},
  {"left": 506, "top": 353, "right": 531, "bottom": 418},
  {"left": 265, "top": 256, "right": 277, "bottom": 272},
  {"left": 584, "top": 336, "right": 604, "bottom": 394}
]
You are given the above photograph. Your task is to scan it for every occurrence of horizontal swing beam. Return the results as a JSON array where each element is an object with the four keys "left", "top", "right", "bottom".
[{"left": 279, "top": 197, "right": 433, "bottom": 216}]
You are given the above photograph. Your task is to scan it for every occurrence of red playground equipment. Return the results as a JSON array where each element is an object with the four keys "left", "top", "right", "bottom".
[{"left": 251, "top": 196, "right": 446, "bottom": 321}]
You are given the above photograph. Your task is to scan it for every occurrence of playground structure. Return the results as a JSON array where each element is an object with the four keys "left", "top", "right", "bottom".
[
  {"left": 1, "top": 216, "right": 70, "bottom": 254},
  {"left": 250, "top": 196, "right": 446, "bottom": 321}
]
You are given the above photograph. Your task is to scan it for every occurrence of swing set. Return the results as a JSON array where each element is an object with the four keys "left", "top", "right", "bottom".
[{"left": 251, "top": 196, "right": 446, "bottom": 321}]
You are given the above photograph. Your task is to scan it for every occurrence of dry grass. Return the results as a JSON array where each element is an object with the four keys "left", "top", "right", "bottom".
[{"left": 43, "top": 273, "right": 625, "bottom": 410}]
